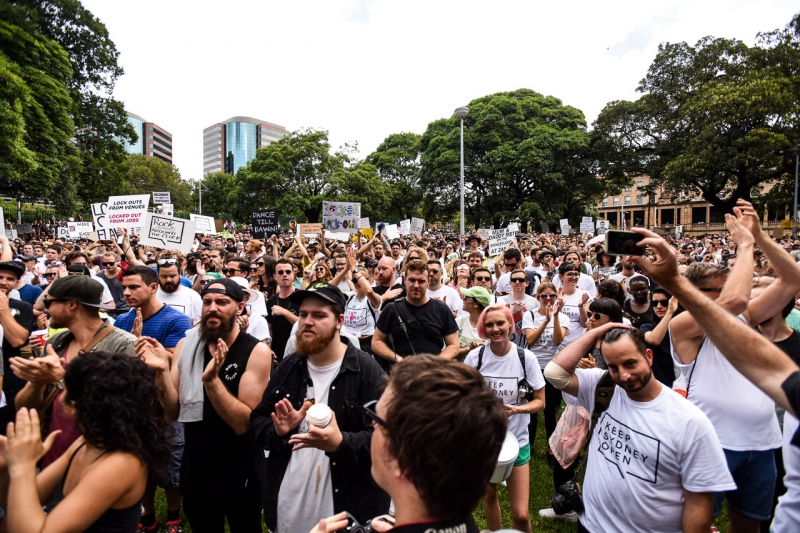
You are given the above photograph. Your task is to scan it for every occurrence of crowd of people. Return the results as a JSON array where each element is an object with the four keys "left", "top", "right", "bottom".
[{"left": 0, "top": 199, "right": 799, "bottom": 533}]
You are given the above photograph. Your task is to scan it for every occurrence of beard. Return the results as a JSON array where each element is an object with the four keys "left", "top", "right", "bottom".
[
  {"left": 296, "top": 323, "right": 338, "bottom": 356},
  {"left": 160, "top": 281, "right": 179, "bottom": 294},
  {"left": 200, "top": 309, "right": 237, "bottom": 345},
  {"left": 616, "top": 369, "right": 653, "bottom": 394}
]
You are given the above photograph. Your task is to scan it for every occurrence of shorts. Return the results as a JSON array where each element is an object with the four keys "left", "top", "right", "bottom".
[
  {"left": 514, "top": 443, "right": 531, "bottom": 467},
  {"left": 713, "top": 448, "right": 777, "bottom": 521},
  {"left": 157, "top": 442, "right": 184, "bottom": 489}
]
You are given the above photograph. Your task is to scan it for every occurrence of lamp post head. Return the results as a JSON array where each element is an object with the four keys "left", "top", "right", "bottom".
[{"left": 454, "top": 107, "right": 469, "bottom": 118}]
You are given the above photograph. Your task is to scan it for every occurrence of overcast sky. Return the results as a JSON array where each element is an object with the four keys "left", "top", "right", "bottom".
[{"left": 81, "top": 0, "right": 798, "bottom": 182}]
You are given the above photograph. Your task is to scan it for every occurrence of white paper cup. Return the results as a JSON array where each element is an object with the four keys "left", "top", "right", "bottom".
[
  {"left": 306, "top": 403, "right": 332, "bottom": 428},
  {"left": 490, "top": 431, "right": 520, "bottom": 484}
]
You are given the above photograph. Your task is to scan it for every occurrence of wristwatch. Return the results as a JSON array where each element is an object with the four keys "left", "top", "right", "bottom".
[
  {"left": 55, "top": 379, "right": 65, "bottom": 391},
  {"left": 352, "top": 269, "right": 360, "bottom": 277}
]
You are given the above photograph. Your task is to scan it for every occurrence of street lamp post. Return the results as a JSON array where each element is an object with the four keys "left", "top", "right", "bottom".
[{"left": 454, "top": 107, "right": 469, "bottom": 240}]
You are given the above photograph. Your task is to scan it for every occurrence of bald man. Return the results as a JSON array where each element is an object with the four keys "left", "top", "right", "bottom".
[{"left": 373, "top": 256, "right": 405, "bottom": 305}]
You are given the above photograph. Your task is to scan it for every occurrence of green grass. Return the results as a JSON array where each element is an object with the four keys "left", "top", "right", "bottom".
[{"left": 153, "top": 412, "right": 729, "bottom": 532}]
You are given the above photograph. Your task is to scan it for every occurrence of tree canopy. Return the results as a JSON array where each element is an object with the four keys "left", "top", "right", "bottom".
[
  {"left": 126, "top": 154, "right": 193, "bottom": 211},
  {"left": 364, "top": 133, "right": 424, "bottom": 220}
]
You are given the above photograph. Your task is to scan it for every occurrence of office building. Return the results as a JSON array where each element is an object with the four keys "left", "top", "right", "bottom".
[
  {"left": 120, "top": 112, "right": 173, "bottom": 164},
  {"left": 203, "top": 116, "right": 289, "bottom": 175}
]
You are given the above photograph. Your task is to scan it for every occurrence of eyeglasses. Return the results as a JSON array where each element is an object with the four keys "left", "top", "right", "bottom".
[
  {"left": 510, "top": 277, "right": 527, "bottom": 283},
  {"left": 157, "top": 258, "right": 178, "bottom": 266},
  {"left": 43, "top": 298, "right": 65, "bottom": 309},
  {"left": 539, "top": 294, "right": 557, "bottom": 299},
  {"left": 44, "top": 272, "right": 57, "bottom": 278},
  {"left": 474, "top": 276, "right": 491, "bottom": 282},
  {"left": 587, "top": 312, "right": 609, "bottom": 320},
  {"left": 276, "top": 270, "right": 292, "bottom": 275},
  {"left": 102, "top": 262, "right": 116, "bottom": 266},
  {"left": 565, "top": 272, "right": 580, "bottom": 278},
  {"left": 699, "top": 287, "right": 723, "bottom": 293},
  {"left": 652, "top": 300, "right": 669, "bottom": 307},
  {"left": 255, "top": 262, "right": 266, "bottom": 267},
  {"left": 363, "top": 400, "right": 386, "bottom": 428}
]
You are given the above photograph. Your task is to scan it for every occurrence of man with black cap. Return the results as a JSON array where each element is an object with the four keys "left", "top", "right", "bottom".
[
  {"left": 10, "top": 275, "right": 134, "bottom": 464},
  {"left": 138, "top": 277, "right": 272, "bottom": 533},
  {"left": 0, "top": 260, "right": 36, "bottom": 431},
  {"left": 250, "top": 282, "right": 389, "bottom": 533}
]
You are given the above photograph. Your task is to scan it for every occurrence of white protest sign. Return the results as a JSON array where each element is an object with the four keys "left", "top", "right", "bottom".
[
  {"left": 324, "top": 230, "right": 350, "bottom": 241},
  {"left": 675, "top": 225, "right": 684, "bottom": 238},
  {"left": 5, "top": 230, "right": 17, "bottom": 240},
  {"left": 410, "top": 217, "right": 425, "bottom": 235},
  {"left": 399, "top": 220, "right": 411, "bottom": 235},
  {"left": 137, "top": 213, "right": 197, "bottom": 254},
  {"left": 508, "top": 222, "right": 519, "bottom": 233},
  {"left": 322, "top": 201, "right": 360, "bottom": 233},
  {"left": 153, "top": 192, "right": 170, "bottom": 204},
  {"left": 489, "top": 227, "right": 513, "bottom": 257},
  {"left": 68, "top": 222, "right": 94, "bottom": 239},
  {"left": 478, "top": 228, "right": 492, "bottom": 242},
  {"left": 579, "top": 221, "right": 594, "bottom": 233},
  {"left": 358, "top": 217, "right": 370, "bottom": 229},
  {"left": 582, "top": 216, "right": 592, "bottom": 224},
  {"left": 384, "top": 224, "right": 400, "bottom": 239},
  {"left": 57, "top": 227, "right": 69, "bottom": 239},
  {"left": 595, "top": 220, "right": 609, "bottom": 235},
  {"left": 91, "top": 202, "right": 115, "bottom": 241},
  {"left": 561, "top": 227, "right": 571, "bottom": 236},
  {"left": 106, "top": 195, "right": 150, "bottom": 228},
  {"left": 559, "top": 218, "right": 570, "bottom": 230},
  {"left": 189, "top": 214, "right": 216, "bottom": 235},
  {"left": 0, "top": 207, "right": 4, "bottom": 232}
]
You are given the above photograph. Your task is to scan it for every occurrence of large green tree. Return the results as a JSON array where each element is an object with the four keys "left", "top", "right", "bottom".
[
  {"left": 419, "top": 89, "right": 601, "bottom": 231},
  {"left": 126, "top": 155, "right": 192, "bottom": 211},
  {"left": 593, "top": 13, "right": 800, "bottom": 214},
  {"left": 194, "top": 172, "right": 236, "bottom": 217},
  {"left": 364, "top": 133, "right": 424, "bottom": 220}
]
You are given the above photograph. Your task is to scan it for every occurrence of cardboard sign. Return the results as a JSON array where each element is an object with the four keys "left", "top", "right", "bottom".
[
  {"left": 189, "top": 214, "right": 216, "bottom": 235},
  {"left": 251, "top": 210, "right": 279, "bottom": 239},
  {"left": 322, "top": 201, "right": 360, "bottom": 233},
  {"left": 359, "top": 217, "right": 370, "bottom": 229},
  {"left": 153, "top": 192, "right": 170, "bottom": 204},
  {"left": 399, "top": 220, "right": 411, "bottom": 235},
  {"left": 68, "top": 222, "right": 93, "bottom": 239},
  {"left": 16, "top": 223, "right": 32, "bottom": 234},
  {"left": 107, "top": 195, "right": 150, "bottom": 228},
  {"left": 410, "top": 217, "right": 425, "bottom": 235},
  {"left": 541, "top": 223, "right": 550, "bottom": 233},
  {"left": 137, "top": 213, "right": 197, "bottom": 254},
  {"left": 781, "top": 219, "right": 794, "bottom": 229},
  {"left": 489, "top": 227, "right": 513, "bottom": 257},
  {"left": 384, "top": 224, "right": 400, "bottom": 239},
  {"left": 298, "top": 223, "right": 323, "bottom": 237}
]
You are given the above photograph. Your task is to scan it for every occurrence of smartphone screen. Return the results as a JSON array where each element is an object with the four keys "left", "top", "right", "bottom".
[{"left": 604, "top": 230, "right": 645, "bottom": 256}]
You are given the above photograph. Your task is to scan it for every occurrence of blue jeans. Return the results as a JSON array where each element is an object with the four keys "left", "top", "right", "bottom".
[{"left": 713, "top": 448, "right": 777, "bottom": 521}]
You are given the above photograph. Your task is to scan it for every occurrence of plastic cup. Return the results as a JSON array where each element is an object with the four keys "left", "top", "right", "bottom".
[
  {"left": 306, "top": 403, "right": 332, "bottom": 428},
  {"left": 31, "top": 329, "right": 48, "bottom": 356}
]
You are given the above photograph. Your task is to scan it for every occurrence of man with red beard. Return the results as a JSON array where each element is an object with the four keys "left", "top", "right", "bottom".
[
  {"left": 250, "top": 282, "right": 389, "bottom": 533},
  {"left": 139, "top": 278, "right": 272, "bottom": 533}
]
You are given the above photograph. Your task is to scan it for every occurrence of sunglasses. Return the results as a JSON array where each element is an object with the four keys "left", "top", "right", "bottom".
[
  {"left": 43, "top": 298, "right": 65, "bottom": 309},
  {"left": 429, "top": 270, "right": 441, "bottom": 275},
  {"left": 699, "top": 287, "right": 723, "bottom": 293},
  {"left": 276, "top": 270, "right": 292, "bottom": 275},
  {"left": 316, "top": 268, "right": 327, "bottom": 272},
  {"left": 255, "top": 262, "right": 266, "bottom": 267},
  {"left": 474, "top": 276, "right": 491, "bottom": 282},
  {"left": 200, "top": 279, "right": 216, "bottom": 285},
  {"left": 539, "top": 293, "right": 557, "bottom": 299},
  {"left": 102, "top": 262, "right": 116, "bottom": 266},
  {"left": 363, "top": 400, "right": 386, "bottom": 429},
  {"left": 652, "top": 300, "right": 669, "bottom": 307},
  {"left": 44, "top": 273, "right": 57, "bottom": 278},
  {"left": 587, "top": 312, "right": 608, "bottom": 320},
  {"left": 510, "top": 278, "right": 527, "bottom": 283},
  {"left": 504, "top": 262, "right": 518, "bottom": 268},
  {"left": 157, "top": 258, "right": 178, "bottom": 266},
  {"left": 227, "top": 268, "right": 239, "bottom": 274}
]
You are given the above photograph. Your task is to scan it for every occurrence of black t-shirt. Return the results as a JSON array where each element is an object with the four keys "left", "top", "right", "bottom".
[
  {"left": 374, "top": 282, "right": 405, "bottom": 305},
  {"left": 102, "top": 272, "right": 128, "bottom": 311},
  {"left": 624, "top": 300, "right": 654, "bottom": 329},
  {"left": 376, "top": 298, "right": 458, "bottom": 357},
  {"left": 266, "top": 292, "right": 299, "bottom": 363},
  {"left": 775, "top": 332, "right": 800, "bottom": 447},
  {"left": 3, "top": 299, "right": 36, "bottom": 396},
  {"left": 775, "top": 330, "right": 800, "bottom": 366},
  {"left": 391, "top": 516, "right": 479, "bottom": 533},
  {"left": 640, "top": 321, "right": 675, "bottom": 388}
]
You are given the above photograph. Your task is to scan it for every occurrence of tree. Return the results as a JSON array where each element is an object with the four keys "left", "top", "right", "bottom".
[
  {"left": 126, "top": 155, "right": 192, "bottom": 211},
  {"left": 419, "top": 89, "right": 601, "bottom": 231},
  {"left": 328, "top": 161, "right": 392, "bottom": 222},
  {"left": 364, "top": 133, "right": 424, "bottom": 220},
  {"left": 593, "top": 14, "right": 800, "bottom": 214},
  {"left": 194, "top": 172, "right": 236, "bottom": 217}
]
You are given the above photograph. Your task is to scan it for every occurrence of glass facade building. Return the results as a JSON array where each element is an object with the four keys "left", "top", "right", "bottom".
[
  {"left": 118, "top": 112, "right": 173, "bottom": 163},
  {"left": 226, "top": 121, "right": 259, "bottom": 174},
  {"left": 123, "top": 114, "right": 145, "bottom": 155},
  {"left": 203, "top": 117, "right": 289, "bottom": 176}
]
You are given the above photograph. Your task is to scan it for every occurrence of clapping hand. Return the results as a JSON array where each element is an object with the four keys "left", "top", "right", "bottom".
[{"left": 202, "top": 338, "right": 229, "bottom": 383}]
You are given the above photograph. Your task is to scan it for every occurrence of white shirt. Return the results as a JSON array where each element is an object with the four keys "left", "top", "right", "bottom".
[
  {"left": 554, "top": 272, "right": 597, "bottom": 299},
  {"left": 283, "top": 321, "right": 361, "bottom": 359},
  {"left": 464, "top": 344, "right": 545, "bottom": 447},
  {"left": 500, "top": 294, "right": 539, "bottom": 348},
  {"left": 573, "top": 368, "right": 736, "bottom": 533},
  {"left": 343, "top": 292, "right": 381, "bottom": 337},
  {"left": 521, "top": 310, "right": 571, "bottom": 367},
  {"left": 559, "top": 289, "right": 587, "bottom": 345},
  {"left": 157, "top": 286, "right": 203, "bottom": 326},
  {"left": 246, "top": 313, "right": 271, "bottom": 342},
  {"left": 91, "top": 274, "right": 115, "bottom": 305},
  {"left": 773, "top": 413, "right": 800, "bottom": 532},
  {"left": 427, "top": 284, "right": 463, "bottom": 316},
  {"left": 670, "top": 317, "right": 782, "bottom": 451}
]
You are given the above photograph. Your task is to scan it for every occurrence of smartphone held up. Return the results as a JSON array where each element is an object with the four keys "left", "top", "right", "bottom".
[{"left": 604, "top": 230, "right": 645, "bottom": 256}]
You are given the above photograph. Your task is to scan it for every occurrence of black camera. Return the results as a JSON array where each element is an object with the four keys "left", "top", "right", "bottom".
[
  {"left": 518, "top": 378, "right": 536, "bottom": 402},
  {"left": 550, "top": 480, "right": 584, "bottom": 515}
]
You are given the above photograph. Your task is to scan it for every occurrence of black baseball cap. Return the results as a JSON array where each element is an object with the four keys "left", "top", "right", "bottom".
[
  {"left": 0, "top": 261, "right": 24, "bottom": 279},
  {"left": 201, "top": 278, "right": 245, "bottom": 302},
  {"left": 48, "top": 275, "right": 116, "bottom": 310},
  {"left": 290, "top": 282, "right": 346, "bottom": 314}
]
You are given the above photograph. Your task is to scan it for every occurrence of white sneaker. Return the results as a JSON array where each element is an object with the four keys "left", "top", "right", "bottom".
[{"left": 538, "top": 508, "right": 578, "bottom": 522}]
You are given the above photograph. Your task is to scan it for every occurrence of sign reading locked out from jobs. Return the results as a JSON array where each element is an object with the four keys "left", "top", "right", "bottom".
[{"left": 106, "top": 195, "right": 150, "bottom": 228}]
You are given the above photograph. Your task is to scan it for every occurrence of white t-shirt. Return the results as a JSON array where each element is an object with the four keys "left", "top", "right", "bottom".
[
  {"left": 90, "top": 274, "right": 114, "bottom": 305},
  {"left": 277, "top": 358, "right": 343, "bottom": 533},
  {"left": 427, "top": 284, "right": 463, "bottom": 316},
  {"left": 456, "top": 315, "right": 483, "bottom": 346},
  {"left": 246, "top": 313, "right": 271, "bottom": 342},
  {"left": 500, "top": 294, "right": 539, "bottom": 348},
  {"left": 574, "top": 368, "right": 736, "bottom": 533},
  {"left": 245, "top": 291, "right": 268, "bottom": 318},
  {"left": 157, "top": 286, "right": 203, "bottom": 325},
  {"left": 464, "top": 344, "right": 545, "bottom": 447},
  {"left": 559, "top": 289, "right": 587, "bottom": 345},
  {"left": 553, "top": 272, "right": 597, "bottom": 299},
  {"left": 343, "top": 292, "right": 381, "bottom": 337},
  {"left": 773, "top": 412, "right": 800, "bottom": 532},
  {"left": 669, "top": 317, "right": 782, "bottom": 451},
  {"left": 496, "top": 271, "right": 542, "bottom": 296},
  {"left": 521, "top": 310, "right": 571, "bottom": 367},
  {"left": 610, "top": 272, "right": 650, "bottom": 300}
]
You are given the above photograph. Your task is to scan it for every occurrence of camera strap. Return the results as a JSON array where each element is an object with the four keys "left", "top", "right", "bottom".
[
  {"left": 476, "top": 345, "right": 528, "bottom": 381},
  {"left": 571, "top": 370, "right": 615, "bottom": 483}
]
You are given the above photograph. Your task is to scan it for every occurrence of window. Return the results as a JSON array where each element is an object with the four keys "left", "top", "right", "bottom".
[
  {"left": 613, "top": 197, "right": 619, "bottom": 206},
  {"left": 637, "top": 181, "right": 644, "bottom": 188},
  {"left": 149, "top": 143, "right": 170, "bottom": 156},
  {"left": 153, "top": 131, "right": 172, "bottom": 142},
  {"left": 205, "top": 126, "right": 222, "bottom": 134},
  {"left": 602, "top": 199, "right": 608, "bottom": 207},
  {"left": 625, "top": 186, "right": 631, "bottom": 191},
  {"left": 625, "top": 196, "right": 631, "bottom": 205},
  {"left": 204, "top": 132, "right": 222, "bottom": 142},
  {"left": 636, "top": 195, "right": 643, "bottom": 205}
]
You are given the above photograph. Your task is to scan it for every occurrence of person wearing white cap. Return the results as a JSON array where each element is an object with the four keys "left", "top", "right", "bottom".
[{"left": 228, "top": 276, "right": 272, "bottom": 344}]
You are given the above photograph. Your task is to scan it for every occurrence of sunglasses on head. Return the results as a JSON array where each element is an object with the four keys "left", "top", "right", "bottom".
[{"left": 157, "top": 258, "right": 178, "bottom": 266}]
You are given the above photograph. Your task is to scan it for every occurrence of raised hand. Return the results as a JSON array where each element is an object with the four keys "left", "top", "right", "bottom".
[
  {"left": 131, "top": 308, "right": 143, "bottom": 338},
  {"left": 136, "top": 336, "right": 170, "bottom": 372},
  {"left": 5, "top": 408, "right": 61, "bottom": 476},
  {"left": 271, "top": 398, "right": 310, "bottom": 437},
  {"left": 202, "top": 338, "right": 229, "bottom": 383}
]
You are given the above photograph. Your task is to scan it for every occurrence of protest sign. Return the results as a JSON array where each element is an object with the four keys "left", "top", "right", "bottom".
[
  {"left": 559, "top": 218, "right": 570, "bottom": 230},
  {"left": 595, "top": 220, "right": 609, "bottom": 235},
  {"left": 16, "top": 223, "right": 32, "bottom": 234},
  {"left": 561, "top": 227, "right": 571, "bottom": 236},
  {"left": 189, "top": 214, "right": 216, "bottom": 235},
  {"left": 57, "top": 227, "right": 69, "bottom": 239},
  {"left": 5, "top": 230, "right": 17, "bottom": 240},
  {"left": 399, "top": 220, "right": 411, "bottom": 235},
  {"left": 359, "top": 217, "right": 370, "bottom": 229},
  {"left": 251, "top": 210, "right": 279, "bottom": 239},
  {"left": 298, "top": 223, "right": 323, "bottom": 238},
  {"left": 489, "top": 227, "right": 513, "bottom": 257},
  {"left": 68, "top": 222, "right": 93, "bottom": 239},
  {"left": 579, "top": 221, "right": 594, "bottom": 233},
  {"left": 162, "top": 204, "right": 174, "bottom": 217},
  {"left": 0, "top": 207, "right": 4, "bottom": 232},
  {"left": 508, "top": 222, "right": 519, "bottom": 233},
  {"left": 410, "top": 217, "right": 425, "bottom": 234},
  {"left": 153, "top": 192, "right": 170, "bottom": 204},
  {"left": 582, "top": 216, "right": 592, "bottom": 224},
  {"left": 91, "top": 202, "right": 115, "bottom": 241},
  {"left": 478, "top": 228, "right": 492, "bottom": 242},
  {"left": 675, "top": 225, "right": 684, "bottom": 239},
  {"left": 360, "top": 227, "right": 374, "bottom": 240},
  {"left": 322, "top": 201, "right": 360, "bottom": 233},
  {"left": 384, "top": 224, "right": 400, "bottom": 239},
  {"left": 137, "top": 213, "right": 196, "bottom": 254},
  {"left": 541, "top": 222, "right": 550, "bottom": 233},
  {"left": 325, "top": 231, "right": 350, "bottom": 241},
  {"left": 107, "top": 195, "right": 149, "bottom": 228}
]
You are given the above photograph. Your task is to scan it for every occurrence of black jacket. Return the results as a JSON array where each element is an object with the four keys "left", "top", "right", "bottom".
[{"left": 250, "top": 341, "right": 390, "bottom": 529}]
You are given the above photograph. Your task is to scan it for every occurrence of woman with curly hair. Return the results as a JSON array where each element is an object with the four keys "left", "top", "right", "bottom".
[
  {"left": 1, "top": 351, "right": 171, "bottom": 532},
  {"left": 252, "top": 255, "right": 278, "bottom": 300}
]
